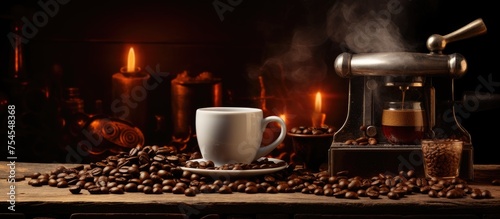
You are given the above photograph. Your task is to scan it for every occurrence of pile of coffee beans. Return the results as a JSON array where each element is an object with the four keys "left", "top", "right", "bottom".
[
  {"left": 343, "top": 136, "right": 378, "bottom": 145},
  {"left": 289, "top": 125, "right": 335, "bottom": 135},
  {"left": 185, "top": 158, "right": 287, "bottom": 170},
  {"left": 25, "top": 144, "right": 493, "bottom": 200},
  {"left": 341, "top": 125, "right": 378, "bottom": 145}
]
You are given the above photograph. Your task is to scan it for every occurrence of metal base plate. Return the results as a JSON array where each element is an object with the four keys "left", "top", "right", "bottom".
[{"left": 328, "top": 143, "right": 474, "bottom": 181}]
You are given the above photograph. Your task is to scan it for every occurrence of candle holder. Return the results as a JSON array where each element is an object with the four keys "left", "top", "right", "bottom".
[
  {"left": 288, "top": 126, "right": 335, "bottom": 172},
  {"left": 111, "top": 66, "right": 150, "bottom": 133}
]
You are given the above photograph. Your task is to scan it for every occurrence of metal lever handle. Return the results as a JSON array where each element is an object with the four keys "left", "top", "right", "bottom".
[{"left": 427, "top": 18, "right": 487, "bottom": 53}]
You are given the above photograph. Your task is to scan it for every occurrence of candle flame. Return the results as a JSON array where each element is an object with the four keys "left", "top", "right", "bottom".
[
  {"left": 14, "top": 26, "right": 22, "bottom": 76},
  {"left": 280, "top": 114, "right": 286, "bottom": 123},
  {"left": 127, "top": 47, "right": 136, "bottom": 72},
  {"left": 314, "top": 92, "right": 322, "bottom": 112},
  {"left": 14, "top": 43, "right": 19, "bottom": 73},
  {"left": 312, "top": 91, "right": 326, "bottom": 127}
]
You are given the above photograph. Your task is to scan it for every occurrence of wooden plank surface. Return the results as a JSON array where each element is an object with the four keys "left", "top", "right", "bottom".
[{"left": 1, "top": 162, "right": 500, "bottom": 216}]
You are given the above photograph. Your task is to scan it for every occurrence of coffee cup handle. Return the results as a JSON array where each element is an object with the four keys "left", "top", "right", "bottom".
[{"left": 254, "top": 116, "right": 287, "bottom": 159}]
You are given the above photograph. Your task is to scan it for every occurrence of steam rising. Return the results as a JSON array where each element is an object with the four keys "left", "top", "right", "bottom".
[
  {"left": 327, "top": 0, "right": 414, "bottom": 53},
  {"left": 251, "top": 0, "right": 415, "bottom": 85},
  {"left": 246, "top": 0, "right": 416, "bottom": 120}
]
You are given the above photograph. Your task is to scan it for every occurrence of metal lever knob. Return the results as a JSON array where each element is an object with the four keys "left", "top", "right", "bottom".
[{"left": 427, "top": 18, "right": 487, "bottom": 53}]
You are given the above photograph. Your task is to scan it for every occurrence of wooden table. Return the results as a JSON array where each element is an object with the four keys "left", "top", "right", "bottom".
[{"left": 1, "top": 162, "right": 500, "bottom": 219}]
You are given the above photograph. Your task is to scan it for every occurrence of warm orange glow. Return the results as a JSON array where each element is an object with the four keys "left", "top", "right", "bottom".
[
  {"left": 280, "top": 114, "right": 286, "bottom": 123},
  {"left": 314, "top": 92, "right": 322, "bottom": 112},
  {"left": 127, "top": 47, "right": 136, "bottom": 72}
]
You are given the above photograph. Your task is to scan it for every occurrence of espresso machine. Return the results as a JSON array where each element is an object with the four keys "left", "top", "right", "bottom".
[{"left": 329, "top": 18, "right": 487, "bottom": 180}]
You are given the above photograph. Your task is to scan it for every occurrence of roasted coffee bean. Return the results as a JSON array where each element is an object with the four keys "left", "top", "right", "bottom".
[
  {"left": 76, "top": 180, "right": 86, "bottom": 188},
  {"left": 218, "top": 185, "right": 232, "bottom": 194},
  {"left": 355, "top": 136, "right": 368, "bottom": 143},
  {"left": 437, "top": 190, "right": 448, "bottom": 198},
  {"left": 110, "top": 187, "right": 124, "bottom": 194},
  {"left": 357, "top": 189, "right": 367, "bottom": 197},
  {"left": 386, "top": 191, "right": 399, "bottom": 200},
  {"left": 142, "top": 179, "right": 154, "bottom": 187},
  {"left": 143, "top": 186, "right": 153, "bottom": 194},
  {"left": 276, "top": 184, "right": 289, "bottom": 193},
  {"left": 338, "top": 179, "right": 349, "bottom": 189},
  {"left": 313, "top": 188, "right": 324, "bottom": 196},
  {"left": 333, "top": 189, "right": 347, "bottom": 198},
  {"left": 492, "top": 179, "right": 500, "bottom": 186},
  {"left": 100, "top": 186, "right": 109, "bottom": 194},
  {"left": 90, "top": 167, "right": 103, "bottom": 176},
  {"left": 367, "top": 190, "right": 379, "bottom": 199},
  {"left": 184, "top": 188, "right": 196, "bottom": 196},
  {"left": 430, "top": 184, "right": 444, "bottom": 191},
  {"left": 29, "top": 172, "right": 42, "bottom": 179},
  {"left": 38, "top": 178, "right": 49, "bottom": 185},
  {"left": 301, "top": 187, "right": 311, "bottom": 194},
  {"left": 237, "top": 184, "right": 247, "bottom": 193},
  {"left": 57, "top": 181, "right": 68, "bottom": 188},
  {"left": 199, "top": 185, "right": 212, "bottom": 193},
  {"left": 149, "top": 187, "right": 161, "bottom": 194},
  {"left": 245, "top": 186, "right": 258, "bottom": 194},
  {"left": 88, "top": 186, "right": 101, "bottom": 194},
  {"left": 137, "top": 184, "right": 145, "bottom": 192},
  {"left": 312, "top": 129, "right": 323, "bottom": 135},
  {"left": 324, "top": 188, "right": 334, "bottom": 196},
  {"left": 139, "top": 171, "right": 150, "bottom": 181},
  {"left": 48, "top": 178, "right": 58, "bottom": 187},
  {"left": 266, "top": 186, "right": 278, "bottom": 194},
  {"left": 172, "top": 186, "right": 185, "bottom": 194},
  {"left": 344, "top": 139, "right": 355, "bottom": 145},
  {"left": 392, "top": 188, "right": 406, "bottom": 198},
  {"left": 345, "top": 191, "right": 358, "bottom": 199},
  {"left": 446, "top": 189, "right": 463, "bottom": 199},
  {"left": 428, "top": 190, "right": 439, "bottom": 198},
  {"left": 379, "top": 187, "right": 390, "bottom": 196},
  {"left": 69, "top": 185, "right": 81, "bottom": 194},
  {"left": 106, "top": 182, "right": 118, "bottom": 188},
  {"left": 348, "top": 179, "right": 361, "bottom": 191},
  {"left": 482, "top": 190, "right": 492, "bottom": 199},
  {"left": 124, "top": 183, "right": 138, "bottom": 192}
]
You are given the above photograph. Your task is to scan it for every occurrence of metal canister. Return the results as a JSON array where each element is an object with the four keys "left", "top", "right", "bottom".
[{"left": 171, "top": 72, "right": 222, "bottom": 142}]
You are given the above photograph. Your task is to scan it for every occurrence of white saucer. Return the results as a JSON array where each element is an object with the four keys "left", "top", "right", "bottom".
[{"left": 180, "top": 157, "right": 288, "bottom": 178}]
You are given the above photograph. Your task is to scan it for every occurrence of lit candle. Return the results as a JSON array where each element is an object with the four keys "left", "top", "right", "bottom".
[
  {"left": 311, "top": 91, "right": 326, "bottom": 127},
  {"left": 111, "top": 47, "right": 150, "bottom": 132}
]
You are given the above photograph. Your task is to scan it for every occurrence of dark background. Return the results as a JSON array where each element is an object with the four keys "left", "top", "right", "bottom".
[{"left": 1, "top": 0, "right": 499, "bottom": 164}]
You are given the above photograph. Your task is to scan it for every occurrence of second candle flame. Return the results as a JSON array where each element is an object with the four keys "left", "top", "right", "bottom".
[
  {"left": 127, "top": 47, "right": 136, "bottom": 73},
  {"left": 314, "top": 92, "right": 322, "bottom": 112}
]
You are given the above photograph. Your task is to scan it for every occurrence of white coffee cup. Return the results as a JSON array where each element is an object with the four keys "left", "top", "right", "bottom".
[{"left": 195, "top": 107, "right": 286, "bottom": 167}]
